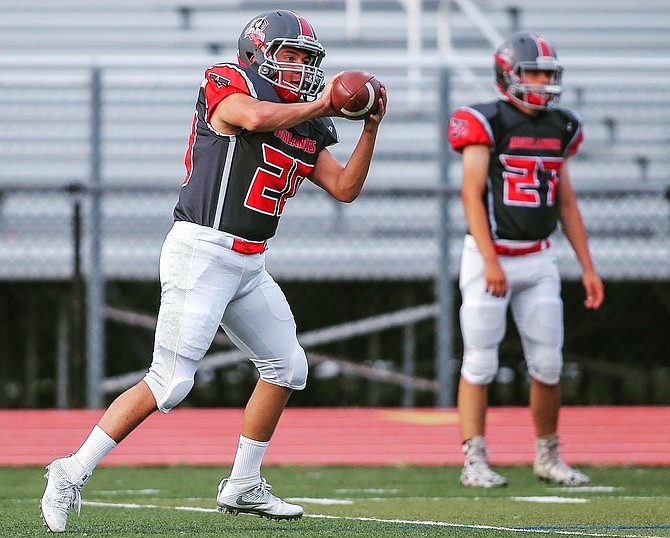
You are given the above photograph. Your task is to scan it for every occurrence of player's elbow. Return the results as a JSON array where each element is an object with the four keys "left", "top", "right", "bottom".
[
  {"left": 334, "top": 182, "right": 363, "bottom": 203},
  {"left": 334, "top": 191, "right": 359, "bottom": 203},
  {"left": 239, "top": 102, "right": 280, "bottom": 132},
  {"left": 241, "top": 109, "right": 271, "bottom": 132}
]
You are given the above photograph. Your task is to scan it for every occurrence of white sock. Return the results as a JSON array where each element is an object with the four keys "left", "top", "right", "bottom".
[
  {"left": 73, "top": 425, "right": 117, "bottom": 473},
  {"left": 228, "top": 435, "right": 268, "bottom": 488}
]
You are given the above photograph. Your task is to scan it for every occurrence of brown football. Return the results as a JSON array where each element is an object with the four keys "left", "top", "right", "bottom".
[{"left": 330, "top": 70, "right": 382, "bottom": 120}]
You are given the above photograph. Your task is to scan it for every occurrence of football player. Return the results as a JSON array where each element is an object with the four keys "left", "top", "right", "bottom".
[
  {"left": 40, "top": 10, "right": 386, "bottom": 532},
  {"left": 448, "top": 32, "right": 604, "bottom": 487}
]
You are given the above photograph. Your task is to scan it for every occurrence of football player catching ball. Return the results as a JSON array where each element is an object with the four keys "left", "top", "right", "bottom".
[{"left": 40, "top": 10, "right": 386, "bottom": 532}]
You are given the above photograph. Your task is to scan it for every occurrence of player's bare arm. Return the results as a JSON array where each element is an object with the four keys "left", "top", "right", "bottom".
[
  {"left": 556, "top": 162, "right": 604, "bottom": 309},
  {"left": 211, "top": 89, "right": 335, "bottom": 135},
  {"left": 461, "top": 144, "right": 507, "bottom": 296},
  {"left": 308, "top": 149, "right": 366, "bottom": 203},
  {"left": 308, "top": 87, "right": 387, "bottom": 203}
]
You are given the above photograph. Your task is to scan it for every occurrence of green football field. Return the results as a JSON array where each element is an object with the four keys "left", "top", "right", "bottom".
[{"left": 2, "top": 465, "right": 669, "bottom": 537}]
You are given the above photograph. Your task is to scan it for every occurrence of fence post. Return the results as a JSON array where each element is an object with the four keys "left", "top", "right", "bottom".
[
  {"left": 402, "top": 289, "right": 417, "bottom": 407},
  {"left": 401, "top": 322, "right": 416, "bottom": 407},
  {"left": 69, "top": 184, "right": 85, "bottom": 407},
  {"left": 86, "top": 66, "right": 105, "bottom": 408},
  {"left": 436, "top": 65, "right": 455, "bottom": 406},
  {"left": 56, "top": 297, "right": 70, "bottom": 408}
]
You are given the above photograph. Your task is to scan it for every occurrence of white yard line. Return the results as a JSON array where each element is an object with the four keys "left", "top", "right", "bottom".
[
  {"left": 306, "top": 515, "right": 670, "bottom": 538},
  {"left": 82, "top": 500, "right": 670, "bottom": 538},
  {"left": 510, "top": 496, "right": 589, "bottom": 503}
]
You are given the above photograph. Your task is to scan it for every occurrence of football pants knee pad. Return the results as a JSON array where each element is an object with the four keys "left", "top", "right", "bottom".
[
  {"left": 525, "top": 345, "right": 563, "bottom": 385},
  {"left": 251, "top": 345, "right": 308, "bottom": 390},
  {"left": 144, "top": 348, "right": 200, "bottom": 413},
  {"left": 520, "top": 298, "right": 563, "bottom": 385},
  {"left": 459, "top": 301, "right": 507, "bottom": 385},
  {"left": 461, "top": 348, "right": 500, "bottom": 385}
]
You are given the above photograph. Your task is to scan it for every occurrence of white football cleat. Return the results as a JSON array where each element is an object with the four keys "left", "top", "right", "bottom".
[
  {"left": 460, "top": 435, "right": 508, "bottom": 488},
  {"left": 216, "top": 477, "right": 303, "bottom": 520},
  {"left": 534, "top": 433, "right": 590, "bottom": 486},
  {"left": 40, "top": 455, "right": 90, "bottom": 533}
]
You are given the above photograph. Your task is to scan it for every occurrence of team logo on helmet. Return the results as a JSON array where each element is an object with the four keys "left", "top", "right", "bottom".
[
  {"left": 244, "top": 17, "right": 269, "bottom": 44},
  {"left": 497, "top": 44, "right": 513, "bottom": 64}
]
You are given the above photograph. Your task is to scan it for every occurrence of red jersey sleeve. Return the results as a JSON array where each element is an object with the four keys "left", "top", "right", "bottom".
[
  {"left": 566, "top": 126, "right": 583, "bottom": 157},
  {"left": 447, "top": 107, "right": 494, "bottom": 152},
  {"left": 202, "top": 64, "right": 254, "bottom": 123}
]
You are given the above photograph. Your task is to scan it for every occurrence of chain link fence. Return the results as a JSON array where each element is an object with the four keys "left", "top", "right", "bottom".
[
  {"left": 1, "top": 59, "right": 669, "bottom": 409},
  {"left": 0, "top": 184, "right": 667, "bottom": 409}
]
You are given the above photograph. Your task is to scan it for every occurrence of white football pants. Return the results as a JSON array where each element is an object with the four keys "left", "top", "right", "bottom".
[
  {"left": 459, "top": 234, "right": 564, "bottom": 386},
  {"left": 144, "top": 221, "right": 307, "bottom": 412}
]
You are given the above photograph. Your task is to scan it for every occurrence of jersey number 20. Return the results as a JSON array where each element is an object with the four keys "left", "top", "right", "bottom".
[{"left": 246, "top": 144, "right": 314, "bottom": 217}]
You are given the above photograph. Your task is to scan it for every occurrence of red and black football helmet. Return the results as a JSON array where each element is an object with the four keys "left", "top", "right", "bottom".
[
  {"left": 237, "top": 10, "right": 326, "bottom": 103},
  {"left": 494, "top": 32, "right": 562, "bottom": 110}
]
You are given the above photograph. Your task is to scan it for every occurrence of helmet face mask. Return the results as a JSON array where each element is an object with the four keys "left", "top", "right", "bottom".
[
  {"left": 494, "top": 33, "right": 562, "bottom": 110},
  {"left": 238, "top": 11, "right": 326, "bottom": 102}
]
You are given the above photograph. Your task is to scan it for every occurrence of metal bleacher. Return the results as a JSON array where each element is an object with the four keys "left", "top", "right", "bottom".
[{"left": 0, "top": 0, "right": 668, "bottom": 281}]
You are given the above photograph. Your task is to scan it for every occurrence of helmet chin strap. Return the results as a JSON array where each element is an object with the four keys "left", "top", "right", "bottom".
[
  {"left": 274, "top": 70, "right": 302, "bottom": 102},
  {"left": 276, "top": 87, "right": 301, "bottom": 103},
  {"left": 259, "top": 62, "right": 310, "bottom": 102}
]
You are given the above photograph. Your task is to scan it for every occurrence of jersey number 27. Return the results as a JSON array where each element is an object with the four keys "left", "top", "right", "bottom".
[{"left": 500, "top": 155, "right": 562, "bottom": 207}]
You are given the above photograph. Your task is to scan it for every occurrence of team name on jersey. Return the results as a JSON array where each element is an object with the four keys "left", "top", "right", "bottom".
[
  {"left": 509, "top": 136, "right": 562, "bottom": 151},
  {"left": 274, "top": 129, "right": 317, "bottom": 154}
]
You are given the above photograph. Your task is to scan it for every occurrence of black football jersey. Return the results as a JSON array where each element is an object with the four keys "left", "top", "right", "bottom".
[
  {"left": 448, "top": 100, "right": 583, "bottom": 241},
  {"left": 174, "top": 63, "right": 338, "bottom": 242}
]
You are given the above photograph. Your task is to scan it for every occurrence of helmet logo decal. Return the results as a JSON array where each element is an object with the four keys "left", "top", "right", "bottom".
[
  {"left": 498, "top": 44, "right": 514, "bottom": 65},
  {"left": 244, "top": 17, "right": 269, "bottom": 45}
]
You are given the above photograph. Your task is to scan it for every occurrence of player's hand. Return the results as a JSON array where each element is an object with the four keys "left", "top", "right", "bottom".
[
  {"left": 484, "top": 259, "right": 507, "bottom": 297},
  {"left": 317, "top": 72, "right": 343, "bottom": 117},
  {"left": 364, "top": 84, "right": 387, "bottom": 129},
  {"left": 582, "top": 271, "right": 604, "bottom": 309}
]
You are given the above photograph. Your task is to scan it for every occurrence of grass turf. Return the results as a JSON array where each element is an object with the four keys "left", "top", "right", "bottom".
[{"left": 2, "top": 465, "right": 669, "bottom": 537}]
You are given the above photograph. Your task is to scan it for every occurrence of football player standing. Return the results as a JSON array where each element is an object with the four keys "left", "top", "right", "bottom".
[{"left": 448, "top": 32, "right": 604, "bottom": 488}]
